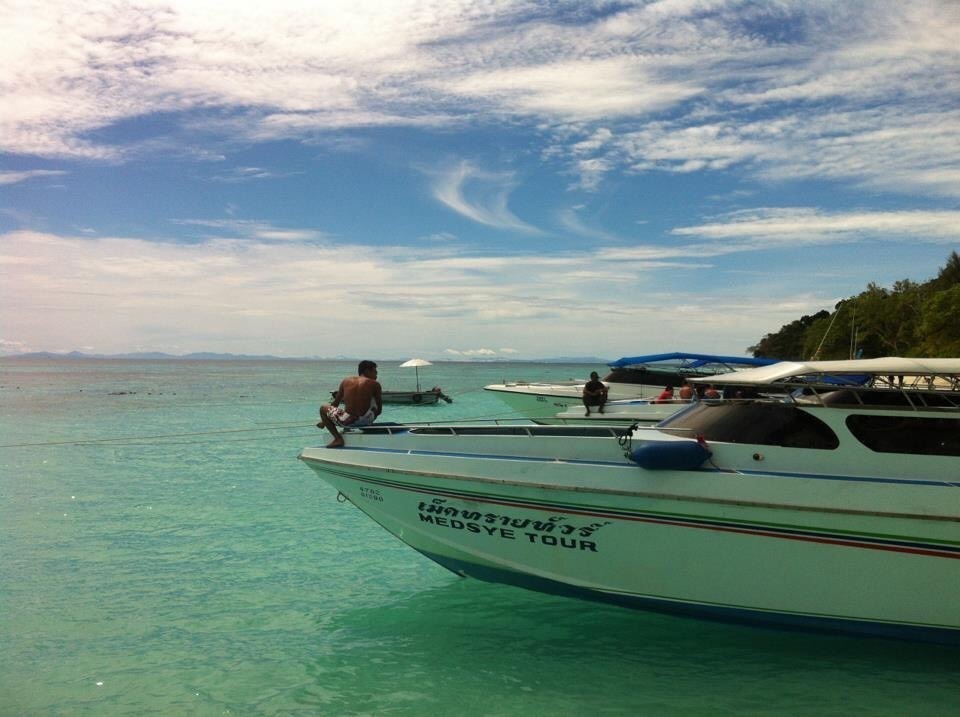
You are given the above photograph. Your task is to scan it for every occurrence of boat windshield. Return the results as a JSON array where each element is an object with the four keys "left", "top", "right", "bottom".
[{"left": 658, "top": 402, "right": 839, "bottom": 449}]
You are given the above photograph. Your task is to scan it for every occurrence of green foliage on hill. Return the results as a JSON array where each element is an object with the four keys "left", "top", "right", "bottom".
[{"left": 749, "top": 251, "right": 960, "bottom": 360}]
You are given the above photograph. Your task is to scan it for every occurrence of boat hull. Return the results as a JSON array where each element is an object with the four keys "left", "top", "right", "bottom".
[
  {"left": 381, "top": 390, "right": 441, "bottom": 405},
  {"left": 300, "top": 438, "right": 960, "bottom": 644}
]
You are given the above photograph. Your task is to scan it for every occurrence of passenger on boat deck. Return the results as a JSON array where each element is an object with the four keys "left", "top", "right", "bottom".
[
  {"left": 318, "top": 360, "right": 383, "bottom": 448},
  {"left": 654, "top": 386, "right": 675, "bottom": 403},
  {"left": 703, "top": 384, "right": 721, "bottom": 399},
  {"left": 582, "top": 371, "right": 608, "bottom": 415},
  {"left": 678, "top": 380, "right": 695, "bottom": 400}
]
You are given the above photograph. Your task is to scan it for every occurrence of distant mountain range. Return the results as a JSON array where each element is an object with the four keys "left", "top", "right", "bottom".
[
  {"left": 4, "top": 351, "right": 610, "bottom": 363},
  {"left": 5, "top": 351, "right": 327, "bottom": 361}
]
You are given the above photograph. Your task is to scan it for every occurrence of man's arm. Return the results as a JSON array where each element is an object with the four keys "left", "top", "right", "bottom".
[
  {"left": 331, "top": 380, "right": 346, "bottom": 406},
  {"left": 372, "top": 382, "right": 383, "bottom": 416}
]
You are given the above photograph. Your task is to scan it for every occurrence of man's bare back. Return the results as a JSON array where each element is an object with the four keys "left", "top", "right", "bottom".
[
  {"left": 318, "top": 360, "right": 382, "bottom": 448},
  {"left": 335, "top": 375, "right": 382, "bottom": 417}
]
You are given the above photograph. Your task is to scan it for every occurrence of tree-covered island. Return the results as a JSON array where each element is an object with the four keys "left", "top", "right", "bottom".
[{"left": 750, "top": 252, "right": 960, "bottom": 360}]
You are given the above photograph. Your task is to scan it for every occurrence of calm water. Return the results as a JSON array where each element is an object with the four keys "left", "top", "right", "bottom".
[{"left": 1, "top": 359, "right": 957, "bottom": 716}]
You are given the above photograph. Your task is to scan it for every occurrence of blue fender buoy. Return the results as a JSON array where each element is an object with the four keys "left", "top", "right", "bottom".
[{"left": 628, "top": 440, "right": 711, "bottom": 470}]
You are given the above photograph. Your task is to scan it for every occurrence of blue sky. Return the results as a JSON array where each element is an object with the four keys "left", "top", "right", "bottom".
[{"left": 2, "top": 0, "right": 958, "bottom": 359}]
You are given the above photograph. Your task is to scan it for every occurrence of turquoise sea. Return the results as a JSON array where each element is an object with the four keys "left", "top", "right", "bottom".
[{"left": 1, "top": 358, "right": 957, "bottom": 716}]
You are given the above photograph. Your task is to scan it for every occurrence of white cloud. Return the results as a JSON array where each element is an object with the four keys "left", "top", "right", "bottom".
[
  {"left": 557, "top": 207, "right": 622, "bottom": 242},
  {"left": 449, "top": 57, "right": 703, "bottom": 121},
  {"left": 2, "top": 2, "right": 958, "bottom": 360},
  {"left": 0, "top": 170, "right": 68, "bottom": 185},
  {"left": 0, "top": 338, "right": 32, "bottom": 355},
  {"left": 171, "top": 219, "right": 327, "bottom": 242},
  {"left": 430, "top": 160, "right": 542, "bottom": 234},
  {"left": 0, "top": 227, "right": 791, "bottom": 356},
  {"left": 444, "top": 348, "right": 499, "bottom": 357},
  {"left": 2, "top": 0, "right": 957, "bottom": 201},
  {"left": 6, "top": 207, "right": 950, "bottom": 357},
  {"left": 0, "top": 0, "right": 451, "bottom": 156},
  {"left": 538, "top": 5, "right": 960, "bottom": 195},
  {"left": 672, "top": 208, "right": 960, "bottom": 245},
  {"left": 418, "top": 232, "right": 458, "bottom": 242},
  {"left": 563, "top": 108, "right": 960, "bottom": 197},
  {"left": 205, "top": 167, "right": 302, "bottom": 183}
]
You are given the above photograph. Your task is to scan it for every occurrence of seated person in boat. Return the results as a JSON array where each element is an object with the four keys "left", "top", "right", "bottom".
[
  {"left": 703, "top": 384, "right": 721, "bottom": 399},
  {"left": 582, "top": 371, "right": 608, "bottom": 415},
  {"left": 678, "top": 380, "right": 695, "bottom": 400},
  {"left": 319, "top": 360, "right": 383, "bottom": 448},
  {"left": 654, "top": 385, "right": 675, "bottom": 403}
]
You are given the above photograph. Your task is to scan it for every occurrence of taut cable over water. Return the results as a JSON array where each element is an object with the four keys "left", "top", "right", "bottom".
[{"left": 0, "top": 410, "right": 526, "bottom": 449}]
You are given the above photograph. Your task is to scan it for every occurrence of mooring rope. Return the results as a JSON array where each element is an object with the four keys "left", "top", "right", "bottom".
[
  {"left": 0, "top": 409, "right": 528, "bottom": 449},
  {"left": 0, "top": 423, "right": 318, "bottom": 449}
]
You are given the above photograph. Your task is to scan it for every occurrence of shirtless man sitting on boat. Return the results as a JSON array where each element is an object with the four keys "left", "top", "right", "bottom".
[{"left": 318, "top": 360, "right": 383, "bottom": 448}]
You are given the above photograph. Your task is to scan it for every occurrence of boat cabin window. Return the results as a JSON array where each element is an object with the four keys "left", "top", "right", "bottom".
[
  {"left": 846, "top": 415, "right": 960, "bottom": 456},
  {"left": 602, "top": 367, "right": 664, "bottom": 385},
  {"left": 659, "top": 403, "right": 839, "bottom": 449},
  {"left": 820, "top": 389, "right": 913, "bottom": 408}
]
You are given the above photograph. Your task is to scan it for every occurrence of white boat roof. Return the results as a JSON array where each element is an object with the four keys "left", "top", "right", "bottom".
[{"left": 692, "top": 357, "right": 960, "bottom": 386}]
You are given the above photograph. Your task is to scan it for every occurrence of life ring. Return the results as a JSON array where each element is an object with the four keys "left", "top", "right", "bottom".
[{"left": 412, "top": 393, "right": 423, "bottom": 403}]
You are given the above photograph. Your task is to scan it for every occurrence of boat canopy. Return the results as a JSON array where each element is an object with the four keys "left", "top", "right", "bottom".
[
  {"left": 607, "top": 352, "right": 777, "bottom": 370},
  {"left": 694, "top": 358, "right": 960, "bottom": 387}
]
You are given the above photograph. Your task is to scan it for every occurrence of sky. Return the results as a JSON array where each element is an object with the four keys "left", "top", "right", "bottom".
[{"left": 2, "top": 0, "right": 959, "bottom": 361}]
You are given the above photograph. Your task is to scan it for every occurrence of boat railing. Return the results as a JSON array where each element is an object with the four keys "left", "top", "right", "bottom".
[{"left": 357, "top": 423, "right": 628, "bottom": 438}]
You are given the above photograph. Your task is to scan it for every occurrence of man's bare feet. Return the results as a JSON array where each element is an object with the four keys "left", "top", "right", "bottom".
[{"left": 326, "top": 438, "right": 345, "bottom": 448}]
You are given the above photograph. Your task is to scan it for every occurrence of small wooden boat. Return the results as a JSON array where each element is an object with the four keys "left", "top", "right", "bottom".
[
  {"left": 381, "top": 388, "right": 452, "bottom": 405},
  {"left": 380, "top": 358, "right": 452, "bottom": 405}
]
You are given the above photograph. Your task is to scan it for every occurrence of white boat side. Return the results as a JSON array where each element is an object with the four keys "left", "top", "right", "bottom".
[
  {"left": 542, "top": 398, "right": 694, "bottom": 425},
  {"left": 484, "top": 381, "right": 659, "bottom": 418}
]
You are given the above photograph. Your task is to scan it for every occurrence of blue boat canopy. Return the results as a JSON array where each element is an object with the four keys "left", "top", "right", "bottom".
[{"left": 607, "top": 352, "right": 778, "bottom": 370}]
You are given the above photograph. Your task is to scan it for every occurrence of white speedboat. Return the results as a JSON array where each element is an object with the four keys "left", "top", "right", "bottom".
[
  {"left": 300, "top": 358, "right": 960, "bottom": 644},
  {"left": 484, "top": 352, "right": 776, "bottom": 419}
]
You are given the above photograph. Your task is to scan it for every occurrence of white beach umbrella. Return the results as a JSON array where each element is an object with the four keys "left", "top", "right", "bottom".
[{"left": 399, "top": 358, "right": 433, "bottom": 391}]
